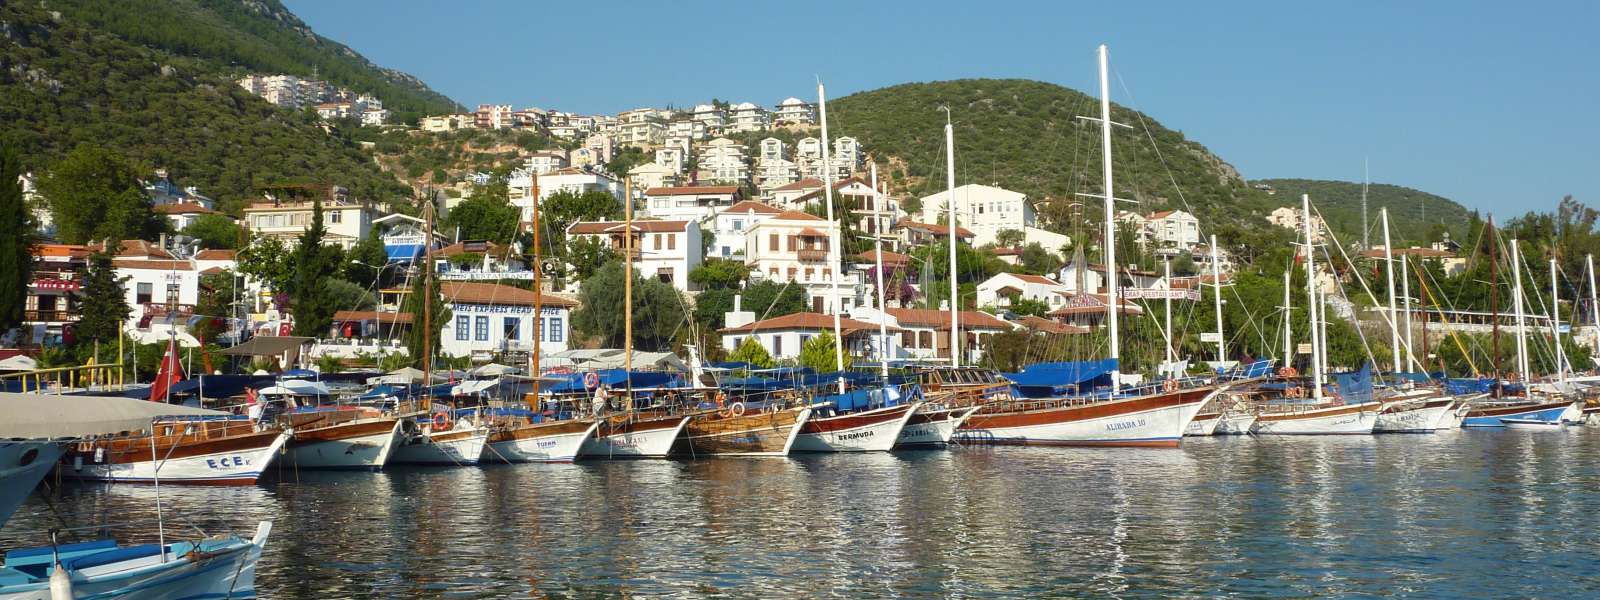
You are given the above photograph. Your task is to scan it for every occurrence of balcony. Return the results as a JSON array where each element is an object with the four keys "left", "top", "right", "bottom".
[
  {"left": 796, "top": 248, "right": 828, "bottom": 262},
  {"left": 24, "top": 309, "right": 77, "bottom": 323},
  {"left": 142, "top": 303, "right": 196, "bottom": 317}
]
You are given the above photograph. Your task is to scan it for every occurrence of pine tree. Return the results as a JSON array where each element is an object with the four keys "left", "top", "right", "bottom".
[
  {"left": 799, "top": 331, "right": 850, "bottom": 372},
  {"left": 290, "top": 197, "right": 337, "bottom": 337},
  {"left": 75, "top": 250, "right": 130, "bottom": 347},
  {"left": 402, "top": 265, "right": 448, "bottom": 367},
  {"left": 0, "top": 146, "right": 36, "bottom": 337}
]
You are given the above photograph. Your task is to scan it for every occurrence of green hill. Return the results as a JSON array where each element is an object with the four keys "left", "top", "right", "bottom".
[
  {"left": 1251, "top": 179, "right": 1472, "bottom": 247},
  {"left": 0, "top": 0, "right": 456, "bottom": 213}
]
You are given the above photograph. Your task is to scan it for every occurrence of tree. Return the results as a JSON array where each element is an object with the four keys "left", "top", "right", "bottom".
[
  {"left": 727, "top": 336, "right": 775, "bottom": 369},
  {"left": 181, "top": 214, "right": 245, "bottom": 249},
  {"left": 289, "top": 198, "right": 341, "bottom": 337},
  {"left": 74, "top": 250, "right": 130, "bottom": 348},
  {"left": 562, "top": 236, "right": 617, "bottom": 285},
  {"left": 689, "top": 258, "right": 750, "bottom": 290},
  {"left": 237, "top": 236, "right": 294, "bottom": 295},
  {"left": 193, "top": 270, "right": 237, "bottom": 343},
  {"left": 324, "top": 278, "right": 377, "bottom": 311},
  {"left": 402, "top": 266, "right": 450, "bottom": 367},
  {"left": 1018, "top": 242, "right": 1063, "bottom": 275},
  {"left": 573, "top": 260, "right": 685, "bottom": 350},
  {"left": 37, "top": 144, "right": 164, "bottom": 245},
  {"left": 344, "top": 233, "right": 390, "bottom": 289},
  {"left": 740, "top": 280, "right": 811, "bottom": 319},
  {"left": 0, "top": 146, "right": 35, "bottom": 336},
  {"left": 995, "top": 229, "right": 1026, "bottom": 247},
  {"left": 799, "top": 331, "right": 851, "bottom": 372},
  {"left": 543, "top": 189, "right": 623, "bottom": 253},
  {"left": 442, "top": 183, "right": 520, "bottom": 244}
]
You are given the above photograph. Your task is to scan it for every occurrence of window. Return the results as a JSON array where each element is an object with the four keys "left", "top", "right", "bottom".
[
  {"left": 732, "top": 219, "right": 744, "bottom": 231},
  {"left": 902, "top": 331, "right": 914, "bottom": 348},
  {"left": 667, "top": 234, "right": 676, "bottom": 250},
  {"left": 920, "top": 331, "right": 932, "bottom": 348},
  {"left": 654, "top": 234, "right": 662, "bottom": 250},
  {"left": 549, "top": 317, "right": 563, "bottom": 342},
  {"left": 787, "top": 236, "right": 795, "bottom": 251},
  {"left": 772, "top": 335, "right": 782, "bottom": 356},
  {"left": 804, "top": 268, "right": 813, "bottom": 281},
  {"left": 658, "top": 268, "right": 673, "bottom": 284},
  {"left": 456, "top": 315, "right": 470, "bottom": 341},
  {"left": 328, "top": 211, "right": 342, "bottom": 224},
  {"left": 165, "top": 283, "right": 181, "bottom": 305},
  {"left": 504, "top": 317, "right": 520, "bottom": 342},
  {"left": 769, "top": 233, "right": 779, "bottom": 251},
  {"left": 475, "top": 316, "right": 489, "bottom": 341},
  {"left": 136, "top": 282, "right": 153, "bottom": 305}
]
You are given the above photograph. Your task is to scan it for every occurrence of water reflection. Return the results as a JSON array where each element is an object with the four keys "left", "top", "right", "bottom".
[{"left": 5, "top": 431, "right": 1600, "bottom": 597}]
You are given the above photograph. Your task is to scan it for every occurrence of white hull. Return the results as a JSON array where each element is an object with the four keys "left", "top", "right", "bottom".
[
  {"left": 285, "top": 419, "right": 404, "bottom": 470},
  {"left": 579, "top": 416, "right": 691, "bottom": 458},
  {"left": 1559, "top": 400, "right": 1584, "bottom": 424},
  {"left": 0, "top": 521, "right": 270, "bottom": 600},
  {"left": 1214, "top": 412, "right": 1257, "bottom": 435},
  {"left": 1184, "top": 413, "right": 1223, "bottom": 436},
  {"left": 1374, "top": 399, "right": 1458, "bottom": 433},
  {"left": 489, "top": 420, "right": 600, "bottom": 463},
  {"left": 962, "top": 389, "right": 1213, "bottom": 447},
  {"left": 64, "top": 431, "right": 290, "bottom": 484},
  {"left": 1251, "top": 403, "right": 1380, "bottom": 435},
  {"left": 0, "top": 442, "right": 64, "bottom": 526},
  {"left": 389, "top": 423, "right": 490, "bottom": 466},
  {"left": 791, "top": 403, "right": 921, "bottom": 453},
  {"left": 895, "top": 406, "right": 979, "bottom": 447},
  {"left": 1505, "top": 418, "right": 1566, "bottom": 430}
]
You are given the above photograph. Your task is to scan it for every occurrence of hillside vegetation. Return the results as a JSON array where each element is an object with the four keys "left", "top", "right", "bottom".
[
  {"left": 1252, "top": 179, "right": 1472, "bottom": 247},
  {"left": 0, "top": 1, "right": 426, "bottom": 213}
]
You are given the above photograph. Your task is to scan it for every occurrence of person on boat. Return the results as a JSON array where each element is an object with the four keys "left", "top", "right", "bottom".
[{"left": 592, "top": 384, "right": 609, "bottom": 416}]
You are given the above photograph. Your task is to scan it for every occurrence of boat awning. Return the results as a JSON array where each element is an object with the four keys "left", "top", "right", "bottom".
[
  {"left": 1004, "top": 359, "right": 1118, "bottom": 398},
  {"left": 220, "top": 336, "right": 313, "bottom": 357},
  {"left": 386, "top": 243, "right": 425, "bottom": 263},
  {"left": 0, "top": 393, "right": 228, "bottom": 439}
]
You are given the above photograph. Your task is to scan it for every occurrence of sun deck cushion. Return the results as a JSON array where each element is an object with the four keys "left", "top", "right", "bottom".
[{"left": 65, "top": 543, "right": 163, "bottom": 571}]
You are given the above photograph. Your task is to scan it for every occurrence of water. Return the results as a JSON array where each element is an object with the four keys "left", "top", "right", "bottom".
[{"left": 7, "top": 429, "right": 1600, "bottom": 598}]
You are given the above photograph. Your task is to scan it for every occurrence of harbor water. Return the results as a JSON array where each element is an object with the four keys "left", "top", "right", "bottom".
[{"left": 6, "top": 429, "right": 1600, "bottom": 598}]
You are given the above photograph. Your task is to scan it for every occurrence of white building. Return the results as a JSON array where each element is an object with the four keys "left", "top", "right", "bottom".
[
  {"left": 628, "top": 162, "right": 681, "bottom": 193},
  {"left": 567, "top": 219, "right": 703, "bottom": 291},
  {"left": 641, "top": 185, "right": 744, "bottom": 222},
  {"left": 729, "top": 102, "right": 769, "bottom": 132},
  {"left": 655, "top": 147, "right": 687, "bottom": 174},
  {"left": 243, "top": 193, "right": 387, "bottom": 249},
  {"left": 918, "top": 183, "right": 1039, "bottom": 248},
  {"left": 506, "top": 167, "right": 624, "bottom": 223},
  {"left": 755, "top": 158, "right": 800, "bottom": 195},
  {"left": 720, "top": 311, "right": 892, "bottom": 363},
  {"left": 774, "top": 97, "right": 815, "bottom": 125},
  {"left": 710, "top": 200, "right": 782, "bottom": 259},
  {"left": 525, "top": 151, "right": 570, "bottom": 175},
  {"left": 1267, "top": 206, "right": 1327, "bottom": 242},
  {"left": 758, "top": 137, "right": 787, "bottom": 162},
  {"left": 103, "top": 241, "right": 200, "bottom": 334},
  {"left": 667, "top": 119, "right": 708, "bottom": 142},
  {"left": 691, "top": 104, "right": 726, "bottom": 130},
  {"left": 976, "top": 272, "right": 1071, "bottom": 312},
  {"left": 439, "top": 282, "right": 578, "bottom": 360},
  {"left": 832, "top": 136, "right": 860, "bottom": 177},
  {"left": 744, "top": 210, "right": 861, "bottom": 312},
  {"left": 698, "top": 138, "right": 750, "bottom": 184},
  {"left": 1144, "top": 210, "right": 1202, "bottom": 250},
  {"left": 848, "top": 307, "right": 1014, "bottom": 364},
  {"left": 153, "top": 202, "right": 228, "bottom": 231}
]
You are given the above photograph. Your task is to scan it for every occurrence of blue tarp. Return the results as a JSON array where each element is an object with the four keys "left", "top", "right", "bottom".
[
  {"left": 708, "top": 361, "right": 754, "bottom": 370},
  {"left": 385, "top": 244, "right": 425, "bottom": 263},
  {"left": 540, "top": 370, "right": 687, "bottom": 394},
  {"left": 1445, "top": 378, "right": 1495, "bottom": 395},
  {"left": 1330, "top": 364, "right": 1375, "bottom": 405},
  {"left": 1004, "top": 359, "right": 1119, "bottom": 398}
]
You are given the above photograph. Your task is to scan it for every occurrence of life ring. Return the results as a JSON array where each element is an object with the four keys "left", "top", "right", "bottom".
[
  {"left": 432, "top": 412, "right": 451, "bottom": 430},
  {"left": 583, "top": 372, "right": 600, "bottom": 389},
  {"left": 1278, "top": 367, "right": 1298, "bottom": 378},
  {"left": 1288, "top": 386, "right": 1304, "bottom": 399},
  {"left": 729, "top": 402, "right": 746, "bottom": 417},
  {"left": 714, "top": 392, "right": 727, "bottom": 408},
  {"left": 1163, "top": 379, "right": 1179, "bottom": 393}
]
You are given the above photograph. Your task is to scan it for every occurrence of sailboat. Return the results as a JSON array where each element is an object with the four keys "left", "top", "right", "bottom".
[
  {"left": 957, "top": 45, "right": 1222, "bottom": 447},
  {"left": 1462, "top": 237, "right": 1580, "bottom": 426},
  {"left": 486, "top": 170, "right": 600, "bottom": 463},
  {"left": 390, "top": 198, "right": 491, "bottom": 466},
  {"left": 1372, "top": 207, "right": 1461, "bottom": 433}
]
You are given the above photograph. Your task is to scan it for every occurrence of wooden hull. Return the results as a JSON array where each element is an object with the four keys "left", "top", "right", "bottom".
[
  {"left": 390, "top": 421, "right": 490, "bottom": 466},
  {"left": 1461, "top": 399, "right": 1574, "bottom": 428},
  {"left": 580, "top": 413, "right": 692, "bottom": 459},
  {"left": 958, "top": 387, "right": 1215, "bottom": 447},
  {"left": 896, "top": 405, "right": 980, "bottom": 447},
  {"left": 1374, "top": 397, "right": 1458, "bottom": 433},
  {"left": 65, "top": 425, "right": 289, "bottom": 485},
  {"left": 487, "top": 418, "right": 598, "bottom": 463},
  {"left": 1250, "top": 402, "right": 1380, "bottom": 435},
  {"left": 285, "top": 417, "right": 404, "bottom": 470},
  {"left": 792, "top": 403, "right": 920, "bottom": 453},
  {"left": 683, "top": 406, "right": 813, "bottom": 456}
]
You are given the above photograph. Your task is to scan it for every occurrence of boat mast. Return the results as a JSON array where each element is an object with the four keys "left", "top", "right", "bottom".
[
  {"left": 1097, "top": 44, "right": 1121, "bottom": 395},
  {"left": 1588, "top": 253, "right": 1599, "bottom": 355},
  {"left": 1301, "top": 194, "right": 1323, "bottom": 401},
  {"left": 1381, "top": 207, "right": 1401, "bottom": 375},
  {"left": 1401, "top": 253, "right": 1415, "bottom": 371},
  {"left": 1163, "top": 257, "right": 1174, "bottom": 369},
  {"left": 529, "top": 173, "right": 542, "bottom": 411},
  {"left": 817, "top": 81, "right": 846, "bottom": 393},
  {"left": 1551, "top": 257, "right": 1567, "bottom": 385},
  {"left": 1210, "top": 234, "right": 1225, "bottom": 364},
  {"left": 1489, "top": 216, "right": 1500, "bottom": 382},
  {"left": 1319, "top": 282, "right": 1330, "bottom": 376},
  {"left": 870, "top": 162, "right": 890, "bottom": 380},
  {"left": 1510, "top": 238, "right": 1530, "bottom": 384},
  {"left": 1282, "top": 269, "right": 1292, "bottom": 366},
  {"left": 942, "top": 107, "right": 960, "bottom": 368},
  {"left": 624, "top": 178, "right": 634, "bottom": 399},
  {"left": 422, "top": 197, "right": 434, "bottom": 413}
]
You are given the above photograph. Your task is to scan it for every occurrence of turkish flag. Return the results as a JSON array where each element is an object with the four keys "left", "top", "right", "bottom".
[{"left": 149, "top": 338, "right": 186, "bottom": 403}]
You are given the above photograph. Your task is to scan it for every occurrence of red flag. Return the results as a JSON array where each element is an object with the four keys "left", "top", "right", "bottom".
[{"left": 149, "top": 338, "right": 186, "bottom": 403}]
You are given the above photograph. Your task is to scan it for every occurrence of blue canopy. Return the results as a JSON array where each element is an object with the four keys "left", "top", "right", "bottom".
[
  {"left": 1445, "top": 378, "right": 1495, "bottom": 395},
  {"left": 1330, "top": 364, "right": 1375, "bottom": 405},
  {"left": 1004, "top": 359, "right": 1118, "bottom": 398},
  {"left": 385, "top": 243, "right": 425, "bottom": 263},
  {"left": 540, "top": 369, "right": 687, "bottom": 394}
]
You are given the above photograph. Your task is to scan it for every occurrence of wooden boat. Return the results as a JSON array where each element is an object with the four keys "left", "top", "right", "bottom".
[
  {"left": 682, "top": 404, "right": 814, "bottom": 456},
  {"left": 1214, "top": 409, "right": 1257, "bottom": 435},
  {"left": 581, "top": 410, "right": 693, "bottom": 459},
  {"left": 390, "top": 415, "right": 490, "bottom": 466},
  {"left": 1373, "top": 391, "right": 1459, "bottom": 433},
  {"left": 1461, "top": 398, "right": 1575, "bottom": 428},
  {"left": 487, "top": 416, "right": 598, "bottom": 463},
  {"left": 1250, "top": 400, "right": 1381, "bottom": 434},
  {"left": 792, "top": 401, "right": 920, "bottom": 453},
  {"left": 896, "top": 405, "right": 980, "bottom": 447},
  {"left": 959, "top": 384, "right": 1218, "bottom": 447},
  {"left": 279, "top": 409, "right": 404, "bottom": 470},
  {"left": 1184, "top": 399, "right": 1224, "bottom": 436},
  {"left": 64, "top": 418, "right": 290, "bottom": 485}
]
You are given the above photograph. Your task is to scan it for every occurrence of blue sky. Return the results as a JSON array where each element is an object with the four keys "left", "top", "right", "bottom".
[{"left": 286, "top": 1, "right": 1597, "bottom": 216}]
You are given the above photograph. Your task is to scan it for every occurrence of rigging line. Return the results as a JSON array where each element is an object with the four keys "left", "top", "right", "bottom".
[
  {"left": 1408, "top": 257, "right": 1479, "bottom": 375},
  {"left": 1311, "top": 203, "right": 1415, "bottom": 366},
  {"left": 1228, "top": 284, "right": 1274, "bottom": 361}
]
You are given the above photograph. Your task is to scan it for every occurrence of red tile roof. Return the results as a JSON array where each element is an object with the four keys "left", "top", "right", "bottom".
[
  {"left": 333, "top": 310, "right": 414, "bottom": 324},
  {"left": 885, "top": 308, "right": 1012, "bottom": 330},
  {"left": 194, "top": 249, "right": 236, "bottom": 261},
  {"left": 440, "top": 282, "right": 577, "bottom": 307},
  {"left": 772, "top": 178, "right": 824, "bottom": 192},
  {"left": 722, "top": 200, "right": 783, "bottom": 215},
  {"left": 896, "top": 219, "right": 974, "bottom": 238},
  {"left": 1020, "top": 315, "right": 1090, "bottom": 335},
  {"left": 113, "top": 259, "right": 193, "bottom": 271},
  {"left": 720, "top": 312, "right": 893, "bottom": 334},
  {"left": 89, "top": 240, "right": 174, "bottom": 259},
  {"left": 152, "top": 203, "right": 218, "bottom": 215},
  {"left": 644, "top": 185, "right": 739, "bottom": 196},
  {"left": 1003, "top": 273, "right": 1060, "bottom": 286},
  {"left": 429, "top": 241, "right": 514, "bottom": 257},
  {"left": 855, "top": 249, "right": 911, "bottom": 266},
  {"left": 568, "top": 220, "right": 691, "bottom": 234},
  {"left": 769, "top": 210, "right": 825, "bottom": 222}
]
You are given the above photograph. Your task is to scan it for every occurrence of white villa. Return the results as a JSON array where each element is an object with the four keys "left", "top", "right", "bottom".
[
  {"left": 744, "top": 210, "right": 861, "bottom": 313},
  {"left": 440, "top": 282, "right": 578, "bottom": 360},
  {"left": 641, "top": 185, "right": 744, "bottom": 222},
  {"left": 567, "top": 219, "right": 704, "bottom": 291},
  {"left": 710, "top": 200, "right": 783, "bottom": 259},
  {"left": 774, "top": 97, "right": 815, "bottom": 125}
]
